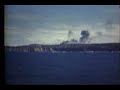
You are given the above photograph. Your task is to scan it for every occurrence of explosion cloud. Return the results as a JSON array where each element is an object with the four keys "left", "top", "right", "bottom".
[{"left": 79, "top": 30, "right": 90, "bottom": 44}]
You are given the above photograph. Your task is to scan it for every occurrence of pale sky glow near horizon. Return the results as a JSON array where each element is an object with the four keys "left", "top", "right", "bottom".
[{"left": 5, "top": 5, "right": 120, "bottom": 46}]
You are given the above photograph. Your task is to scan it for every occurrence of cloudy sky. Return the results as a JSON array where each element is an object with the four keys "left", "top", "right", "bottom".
[{"left": 5, "top": 5, "right": 120, "bottom": 46}]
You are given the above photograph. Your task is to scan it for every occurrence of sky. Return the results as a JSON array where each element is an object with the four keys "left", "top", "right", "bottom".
[{"left": 5, "top": 5, "right": 120, "bottom": 46}]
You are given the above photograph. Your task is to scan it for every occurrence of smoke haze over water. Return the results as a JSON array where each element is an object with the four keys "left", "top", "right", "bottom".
[{"left": 5, "top": 5, "right": 120, "bottom": 46}]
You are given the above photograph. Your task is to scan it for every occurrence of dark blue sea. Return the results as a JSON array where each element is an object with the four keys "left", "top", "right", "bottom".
[{"left": 5, "top": 52, "right": 120, "bottom": 85}]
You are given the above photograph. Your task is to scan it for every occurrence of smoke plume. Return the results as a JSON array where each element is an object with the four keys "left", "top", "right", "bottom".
[
  {"left": 96, "top": 32, "right": 103, "bottom": 36},
  {"left": 79, "top": 30, "right": 90, "bottom": 44},
  {"left": 68, "top": 30, "right": 74, "bottom": 41},
  {"left": 105, "top": 19, "right": 114, "bottom": 31}
]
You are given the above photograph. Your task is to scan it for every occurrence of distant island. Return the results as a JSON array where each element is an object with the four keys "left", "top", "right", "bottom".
[{"left": 5, "top": 43, "right": 120, "bottom": 52}]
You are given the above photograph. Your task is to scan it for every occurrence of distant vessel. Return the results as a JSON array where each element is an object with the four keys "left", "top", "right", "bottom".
[{"left": 5, "top": 43, "right": 120, "bottom": 52}]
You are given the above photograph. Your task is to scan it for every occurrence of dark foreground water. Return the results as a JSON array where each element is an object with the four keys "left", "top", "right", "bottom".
[{"left": 5, "top": 52, "right": 120, "bottom": 85}]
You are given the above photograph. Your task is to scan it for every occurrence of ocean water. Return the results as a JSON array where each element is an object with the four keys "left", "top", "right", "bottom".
[{"left": 5, "top": 52, "right": 120, "bottom": 85}]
